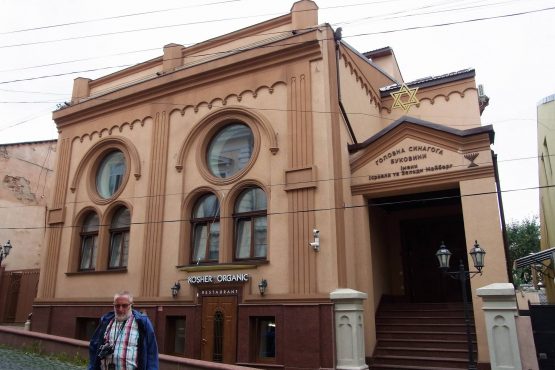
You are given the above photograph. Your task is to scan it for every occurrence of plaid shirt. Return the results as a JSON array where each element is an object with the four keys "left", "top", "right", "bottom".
[{"left": 102, "top": 316, "right": 139, "bottom": 370}]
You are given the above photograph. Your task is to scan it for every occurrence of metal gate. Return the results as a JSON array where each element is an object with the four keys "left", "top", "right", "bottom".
[{"left": 530, "top": 303, "right": 555, "bottom": 370}]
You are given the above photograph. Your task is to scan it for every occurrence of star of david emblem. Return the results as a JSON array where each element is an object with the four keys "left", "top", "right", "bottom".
[{"left": 390, "top": 84, "right": 419, "bottom": 113}]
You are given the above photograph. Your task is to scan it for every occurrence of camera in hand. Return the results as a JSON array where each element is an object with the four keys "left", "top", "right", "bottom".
[{"left": 98, "top": 343, "right": 115, "bottom": 359}]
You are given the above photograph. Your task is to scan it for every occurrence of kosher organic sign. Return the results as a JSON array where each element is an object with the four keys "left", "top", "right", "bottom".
[
  {"left": 187, "top": 273, "right": 249, "bottom": 285},
  {"left": 369, "top": 144, "right": 455, "bottom": 181}
]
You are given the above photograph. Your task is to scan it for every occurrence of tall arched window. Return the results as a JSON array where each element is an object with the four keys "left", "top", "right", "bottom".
[
  {"left": 234, "top": 187, "right": 267, "bottom": 260},
  {"left": 108, "top": 207, "right": 131, "bottom": 269},
  {"left": 213, "top": 310, "right": 224, "bottom": 362},
  {"left": 191, "top": 194, "right": 220, "bottom": 263},
  {"left": 80, "top": 212, "right": 99, "bottom": 271}
]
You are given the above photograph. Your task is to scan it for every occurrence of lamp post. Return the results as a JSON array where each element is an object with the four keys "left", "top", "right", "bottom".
[
  {"left": 435, "top": 240, "right": 485, "bottom": 370},
  {"left": 0, "top": 240, "right": 13, "bottom": 265}
]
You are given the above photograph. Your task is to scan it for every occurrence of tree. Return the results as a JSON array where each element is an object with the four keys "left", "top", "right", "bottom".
[{"left": 506, "top": 216, "right": 540, "bottom": 287}]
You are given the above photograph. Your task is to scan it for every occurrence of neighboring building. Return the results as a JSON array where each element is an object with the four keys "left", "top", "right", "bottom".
[
  {"left": 33, "top": 1, "right": 509, "bottom": 368},
  {"left": 0, "top": 140, "right": 56, "bottom": 323},
  {"left": 537, "top": 93, "right": 555, "bottom": 302}
]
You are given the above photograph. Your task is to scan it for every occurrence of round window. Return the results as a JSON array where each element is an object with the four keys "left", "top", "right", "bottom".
[
  {"left": 206, "top": 123, "right": 254, "bottom": 179},
  {"left": 96, "top": 150, "right": 126, "bottom": 199}
]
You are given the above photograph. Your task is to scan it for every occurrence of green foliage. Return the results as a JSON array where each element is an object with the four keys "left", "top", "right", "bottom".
[
  {"left": 506, "top": 216, "right": 541, "bottom": 286},
  {"left": 0, "top": 342, "right": 87, "bottom": 367}
]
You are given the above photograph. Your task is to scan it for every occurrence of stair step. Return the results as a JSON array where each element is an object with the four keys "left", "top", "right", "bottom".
[
  {"left": 371, "top": 355, "right": 469, "bottom": 369},
  {"left": 378, "top": 310, "right": 469, "bottom": 318},
  {"left": 377, "top": 338, "right": 475, "bottom": 349},
  {"left": 377, "top": 323, "right": 474, "bottom": 333},
  {"left": 374, "top": 346, "right": 473, "bottom": 359},
  {"left": 379, "top": 302, "right": 467, "bottom": 310},
  {"left": 370, "top": 364, "right": 467, "bottom": 370},
  {"left": 377, "top": 330, "right": 473, "bottom": 341},
  {"left": 372, "top": 300, "right": 477, "bottom": 369},
  {"left": 377, "top": 316, "right": 467, "bottom": 324}
]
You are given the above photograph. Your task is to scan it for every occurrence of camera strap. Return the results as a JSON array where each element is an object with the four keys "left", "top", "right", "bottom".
[
  {"left": 110, "top": 318, "right": 128, "bottom": 345},
  {"left": 101, "top": 318, "right": 128, "bottom": 369}
]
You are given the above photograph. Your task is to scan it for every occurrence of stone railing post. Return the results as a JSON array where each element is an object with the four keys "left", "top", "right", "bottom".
[
  {"left": 330, "top": 289, "right": 369, "bottom": 370},
  {"left": 476, "top": 283, "right": 522, "bottom": 370}
]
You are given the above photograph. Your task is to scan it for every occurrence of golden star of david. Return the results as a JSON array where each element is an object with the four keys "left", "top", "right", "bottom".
[{"left": 390, "top": 84, "right": 419, "bottom": 113}]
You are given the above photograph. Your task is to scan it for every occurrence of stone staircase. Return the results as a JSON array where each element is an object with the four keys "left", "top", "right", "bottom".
[{"left": 370, "top": 301, "right": 477, "bottom": 370}]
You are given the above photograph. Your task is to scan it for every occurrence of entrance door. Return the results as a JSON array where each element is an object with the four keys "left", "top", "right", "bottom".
[
  {"left": 201, "top": 296, "right": 237, "bottom": 363},
  {"left": 401, "top": 215, "right": 470, "bottom": 303}
]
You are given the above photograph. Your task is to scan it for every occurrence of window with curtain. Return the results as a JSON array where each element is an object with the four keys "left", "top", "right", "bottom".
[
  {"left": 234, "top": 187, "right": 267, "bottom": 260},
  {"left": 191, "top": 194, "right": 220, "bottom": 263},
  {"left": 108, "top": 207, "right": 130, "bottom": 269},
  {"left": 80, "top": 212, "right": 99, "bottom": 271}
]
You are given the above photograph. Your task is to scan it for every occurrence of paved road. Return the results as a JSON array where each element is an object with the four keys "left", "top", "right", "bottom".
[{"left": 0, "top": 347, "right": 86, "bottom": 370}]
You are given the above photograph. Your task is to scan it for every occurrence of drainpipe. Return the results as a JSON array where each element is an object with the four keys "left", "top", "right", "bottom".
[
  {"left": 334, "top": 27, "right": 357, "bottom": 145},
  {"left": 493, "top": 151, "right": 513, "bottom": 284}
]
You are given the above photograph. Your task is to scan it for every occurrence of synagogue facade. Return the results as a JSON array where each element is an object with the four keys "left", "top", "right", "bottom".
[{"left": 34, "top": 1, "right": 509, "bottom": 368}]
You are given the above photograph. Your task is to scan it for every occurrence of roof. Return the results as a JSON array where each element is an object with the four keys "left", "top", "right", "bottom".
[
  {"left": 363, "top": 47, "right": 393, "bottom": 59},
  {"left": 538, "top": 93, "right": 555, "bottom": 106},
  {"left": 514, "top": 247, "right": 555, "bottom": 269},
  {"left": 380, "top": 68, "right": 475, "bottom": 97},
  {"left": 348, "top": 116, "right": 494, "bottom": 154},
  {"left": 0, "top": 139, "right": 57, "bottom": 147}
]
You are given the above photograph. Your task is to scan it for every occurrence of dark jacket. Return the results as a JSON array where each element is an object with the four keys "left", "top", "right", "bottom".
[{"left": 88, "top": 309, "right": 159, "bottom": 370}]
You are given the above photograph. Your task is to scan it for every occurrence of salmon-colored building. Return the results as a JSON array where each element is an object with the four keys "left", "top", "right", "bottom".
[
  {"left": 34, "top": 1, "right": 509, "bottom": 368},
  {"left": 0, "top": 140, "right": 56, "bottom": 323}
]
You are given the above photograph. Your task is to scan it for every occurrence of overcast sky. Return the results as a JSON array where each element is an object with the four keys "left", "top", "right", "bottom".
[{"left": 1, "top": 0, "right": 553, "bottom": 223}]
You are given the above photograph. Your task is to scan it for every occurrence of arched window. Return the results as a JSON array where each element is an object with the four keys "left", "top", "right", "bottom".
[
  {"left": 191, "top": 194, "right": 220, "bottom": 263},
  {"left": 108, "top": 207, "right": 131, "bottom": 269},
  {"left": 234, "top": 187, "right": 267, "bottom": 260},
  {"left": 80, "top": 212, "right": 99, "bottom": 271},
  {"left": 213, "top": 310, "right": 224, "bottom": 362}
]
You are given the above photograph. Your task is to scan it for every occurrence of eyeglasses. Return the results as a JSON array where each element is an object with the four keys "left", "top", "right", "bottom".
[{"left": 113, "top": 304, "right": 130, "bottom": 309}]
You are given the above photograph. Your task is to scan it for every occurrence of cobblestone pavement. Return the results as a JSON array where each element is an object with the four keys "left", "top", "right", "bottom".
[{"left": 0, "top": 347, "right": 86, "bottom": 370}]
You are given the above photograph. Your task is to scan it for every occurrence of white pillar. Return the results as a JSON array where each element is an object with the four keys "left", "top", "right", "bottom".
[
  {"left": 476, "top": 283, "right": 522, "bottom": 370},
  {"left": 330, "top": 289, "right": 369, "bottom": 370}
]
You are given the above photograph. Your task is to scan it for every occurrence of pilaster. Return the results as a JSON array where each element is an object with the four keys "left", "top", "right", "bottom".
[{"left": 140, "top": 111, "right": 170, "bottom": 297}]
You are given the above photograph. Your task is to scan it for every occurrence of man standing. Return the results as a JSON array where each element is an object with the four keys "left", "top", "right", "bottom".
[{"left": 88, "top": 291, "right": 159, "bottom": 370}]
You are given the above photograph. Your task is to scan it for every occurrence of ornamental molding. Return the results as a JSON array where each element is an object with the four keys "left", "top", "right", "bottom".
[
  {"left": 380, "top": 87, "right": 477, "bottom": 114},
  {"left": 339, "top": 49, "right": 382, "bottom": 110},
  {"left": 69, "top": 136, "right": 142, "bottom": 194}
]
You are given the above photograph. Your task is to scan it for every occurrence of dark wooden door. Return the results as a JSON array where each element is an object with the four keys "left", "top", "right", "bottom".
[
  {"left": 401, "top": 215, "right": 469, "bottom": 303},
  {"left": 530, "top": 304, "right": 555, "bottom": 370},
  {"left": 201, "top": 296, "right": 237, "bottom": 364}
]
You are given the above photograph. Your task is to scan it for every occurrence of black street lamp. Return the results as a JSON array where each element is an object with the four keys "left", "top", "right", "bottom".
[
  {"left": 435, "top": 240, "right": 486, "bottom": 370},
  {"left": 0, "top": 240, "right": 13, "bottom": 265}
]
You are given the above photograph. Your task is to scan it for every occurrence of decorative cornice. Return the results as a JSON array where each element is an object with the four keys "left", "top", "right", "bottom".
[
  {"left": 53, "top": 30, "right": 322, "bottom": 128},
  {"left": 380, "top": 87, "right": 478, "bottom": 114},
  {"left": 340, "top": 49, "right": 382, "bottom": 110},
  {"left": 71, "top": 117, "right": 150, "bottom": 144},
  {"left": 168, "top": 82, "right": 285, "bottom": 117},
  {"left": 349, "top": 116, "right": 494, "bottom": 156}
]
